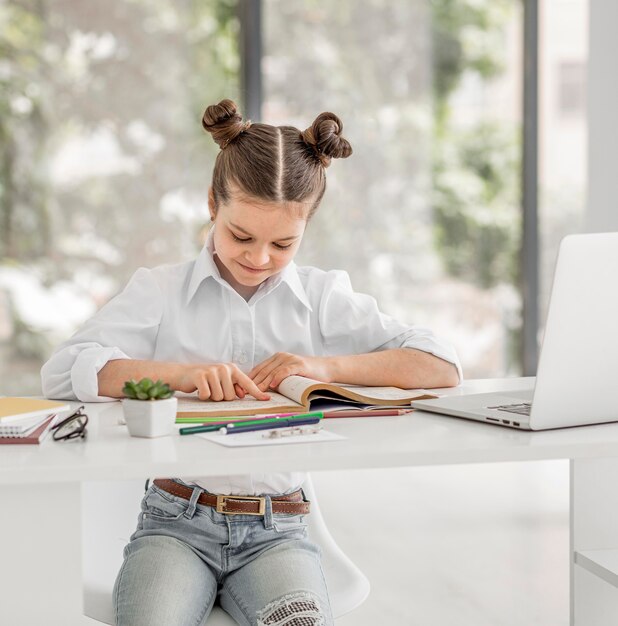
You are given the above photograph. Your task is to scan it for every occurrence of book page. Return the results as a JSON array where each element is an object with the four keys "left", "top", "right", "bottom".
[
  {"left": 313, "top": 386, "right": 433, "bottom": 402},
  {"left": 276, "top": 376, "right": 435, "bottom": 407},
  {"left": 176, "top": 392, "right": 304, "bottom": 417},
  {"left": 276, "top": 376, "right": 323, "bottom": 404}
]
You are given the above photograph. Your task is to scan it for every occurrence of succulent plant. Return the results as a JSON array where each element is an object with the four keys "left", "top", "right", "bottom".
[{"left": 122, "top": 378, "right": 175, "bottom": 401}]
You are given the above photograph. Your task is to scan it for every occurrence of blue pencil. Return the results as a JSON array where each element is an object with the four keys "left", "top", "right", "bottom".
[{"left": 221, "top": 417, "right": 322, "bottom": 435}]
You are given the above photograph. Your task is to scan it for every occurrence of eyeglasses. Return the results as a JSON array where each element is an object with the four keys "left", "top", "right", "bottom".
[{"left": 51, "top": 406, "right": 89, "bottom": 441}]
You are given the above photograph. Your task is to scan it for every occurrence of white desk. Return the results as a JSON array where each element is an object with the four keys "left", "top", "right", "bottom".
[{"left": 1, "top": 377, "right": 617, "bottom": 625}]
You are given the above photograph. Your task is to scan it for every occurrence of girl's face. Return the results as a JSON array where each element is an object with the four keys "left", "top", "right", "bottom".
[{"left": 209, "top": 187, "right": 309, "bottom": 298}]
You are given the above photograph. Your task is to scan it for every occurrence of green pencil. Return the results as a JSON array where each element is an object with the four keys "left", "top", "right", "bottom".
[
  {"left": 179, "top": 411, "right": 323, "bottom": 435},
  {"left": 175, "top": 410, "right": 320, "bottom": 424}
]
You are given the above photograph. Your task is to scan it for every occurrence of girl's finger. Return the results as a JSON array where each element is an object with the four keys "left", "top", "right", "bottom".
[
  {"left": 234, "top": 383, "right": 246, "bottom": 398},
  {"left": 269, "top": 366, "right": 295, "bottom": 390},
  {"left": 220, "top": 375, "right": 237, "bottom": 401},
  {"left": 236, "top": 371, "right": 271, "bottom": 400},
  {"left": 196, "top": 377, "right": 212, "bottom": 401},
  {"left": 205, "top": 372, "right": 225, "bottom": 402},
  {"left": 250, "top": 362, "right": 277, "bottom": 387},
  {"left": 252, "top": 364, "right": 276, "bottom": 388},
  {"left": 249, "top": 355, "right": 276, "bottom": 380}
]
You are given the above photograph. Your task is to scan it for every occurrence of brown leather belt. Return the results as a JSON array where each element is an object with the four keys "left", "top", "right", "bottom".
[{"left": 153, "top": 479, "right": 310, "bottom": 516}]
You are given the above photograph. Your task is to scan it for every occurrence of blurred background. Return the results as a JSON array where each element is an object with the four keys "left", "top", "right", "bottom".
[
  {"left": 0, "top": 1, "right": 594, "bottom": 624},
  {"left": 0, "top": 0, "right": 588, "bottom": 392}
]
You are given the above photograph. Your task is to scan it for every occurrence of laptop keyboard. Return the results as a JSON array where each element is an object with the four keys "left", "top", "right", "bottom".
[{"left": 487, "top": 402, "right": 532, "bottom": 416}]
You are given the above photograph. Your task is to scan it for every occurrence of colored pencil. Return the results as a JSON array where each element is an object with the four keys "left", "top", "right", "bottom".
[
  {"left": 322, "top": 408, "right": 414, "bottom": 418},
  {"left": 176, "top": 411, "right": 302, "bottom": 425},
  {"left": 221, "top": 417, "right": 322, "bottom": 435},
  {"left": 179, "top": 412, "right": 323, "bottom": 435}
]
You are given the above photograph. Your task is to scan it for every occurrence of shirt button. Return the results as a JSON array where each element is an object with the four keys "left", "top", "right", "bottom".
[{"left": 237, "top": 352, "right": 248, "bottom": 364}]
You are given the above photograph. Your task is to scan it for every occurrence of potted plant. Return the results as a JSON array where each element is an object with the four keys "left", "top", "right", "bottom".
[{"left": 121, "top": 378, "right": 177, "bottom": 438}]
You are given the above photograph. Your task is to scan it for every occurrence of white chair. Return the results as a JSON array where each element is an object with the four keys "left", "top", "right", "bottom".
[{"left": 82, "top": 476, "right": 370, "bottom": 624}]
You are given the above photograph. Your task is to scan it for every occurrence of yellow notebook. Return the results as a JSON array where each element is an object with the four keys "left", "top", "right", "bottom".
[{"left": 0, "top": 397, "right": 70, "bottom": 424}]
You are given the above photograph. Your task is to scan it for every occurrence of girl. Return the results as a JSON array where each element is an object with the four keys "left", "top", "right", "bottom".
[{"left": 41, "top": 99, "right": 461, "bottom": 626}]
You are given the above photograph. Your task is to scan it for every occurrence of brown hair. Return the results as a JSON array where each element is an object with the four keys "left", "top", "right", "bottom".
[{"left": 202, "top": 99, "right": 352, "bottom": 219}]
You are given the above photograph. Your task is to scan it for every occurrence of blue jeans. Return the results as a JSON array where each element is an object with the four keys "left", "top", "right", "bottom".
[{"left": 112, "top": 482, "right": 333, "bottom": 625}]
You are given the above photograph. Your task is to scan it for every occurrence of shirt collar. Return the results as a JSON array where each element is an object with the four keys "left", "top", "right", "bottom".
[
  {"left": 186, "top": 227, "right": 221, "bottom": 304},
  {"left": 186, "top": 226, "right": 313, "bottom": 311},
  {"left": 272, "top": 261, "right": 313, "bottom": 311}
]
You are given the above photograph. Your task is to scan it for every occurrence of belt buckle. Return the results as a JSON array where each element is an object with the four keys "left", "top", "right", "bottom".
[{"left": 216, "top": 494, "right": 266, "bottom": 516}]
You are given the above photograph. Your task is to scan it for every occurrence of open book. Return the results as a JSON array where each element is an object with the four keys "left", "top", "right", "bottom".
[{"left": 176, "top": 375, "right": 437, "bottom": 420}]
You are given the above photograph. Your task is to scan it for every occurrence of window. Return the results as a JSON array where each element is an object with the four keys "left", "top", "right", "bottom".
[
  {"left": 0, "top": 0, "right": 590, "bottom": 393},
  {"left": 539, "top": 0, "right": 588, "bottom": 333},
  {"left": 0, "top": 0, "right": 240, "bottom": 394},
  {"left": 263, "top": 0, "right": 523, "bottom": 377}
]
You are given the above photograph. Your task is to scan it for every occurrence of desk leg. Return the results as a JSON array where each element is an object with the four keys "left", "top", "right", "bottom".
[
  {"left": 571, "top": 458, "right": 618, "bottom": 625},
  {"left": 0, "top": 481, "right": 84, "bottom": 625}
]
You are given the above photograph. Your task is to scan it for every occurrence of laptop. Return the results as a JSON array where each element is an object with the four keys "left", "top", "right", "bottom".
[{"left": 412, "top": 232, "right": 618, "bottom": 430}]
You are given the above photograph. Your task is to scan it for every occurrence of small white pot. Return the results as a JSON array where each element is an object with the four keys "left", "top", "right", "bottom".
[{"left": 122, "top": 397, "right": 178, "bottom": 438}]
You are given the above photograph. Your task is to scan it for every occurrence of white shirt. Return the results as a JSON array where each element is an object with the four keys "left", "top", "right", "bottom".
[{"left": 41, "top": 229, "right": 461, "bottom": 495}]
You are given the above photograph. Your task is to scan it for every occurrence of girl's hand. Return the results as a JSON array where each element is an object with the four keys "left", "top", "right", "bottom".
[
  {"left": 249, "top": 353, "right": 333, "bottom": 391},
  {"left": 178, "top": 363, "right": 270, "bottom": 401}
]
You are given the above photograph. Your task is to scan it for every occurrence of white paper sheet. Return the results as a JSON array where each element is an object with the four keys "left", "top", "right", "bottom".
[{"left": 196, "top": 427, "right": 346, "bottom": 447}]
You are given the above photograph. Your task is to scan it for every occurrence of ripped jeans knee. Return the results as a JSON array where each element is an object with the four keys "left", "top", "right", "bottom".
[{"left": 256, "top": 591, "right": 327, "bottom": 626}]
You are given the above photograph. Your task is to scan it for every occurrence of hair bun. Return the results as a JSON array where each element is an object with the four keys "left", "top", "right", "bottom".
[
  {"left": 301, "top": 112, "right": 352, "bottom": 167},
  {"left": 202, "top": 99, "right": 251, "bottom": 149}
]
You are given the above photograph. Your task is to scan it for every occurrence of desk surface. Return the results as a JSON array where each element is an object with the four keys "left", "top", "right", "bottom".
[{"left": 4, "top": 377, "right": 618, "bottom": 485}]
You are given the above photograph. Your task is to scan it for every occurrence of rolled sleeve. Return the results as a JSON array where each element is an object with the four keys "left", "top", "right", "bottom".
[
  {"left": 41, "top": 342, "right": 130, "bottom": 401},
  {"left": 318, "top": 270, "right": 462, "bottom": 381},
  {"left": 40, "top": 268, "right": 163, "bottom": 401},
  {"left": 378, "top": 328, "right": 463, "bottom": 382},
  {"left": 70, "top": 345, "right": 131, "bottom": 402}
]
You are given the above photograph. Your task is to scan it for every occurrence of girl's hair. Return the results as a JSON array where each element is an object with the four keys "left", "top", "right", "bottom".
[{"left": 202, "top": 99, "right": 352, "bottom": 218}]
